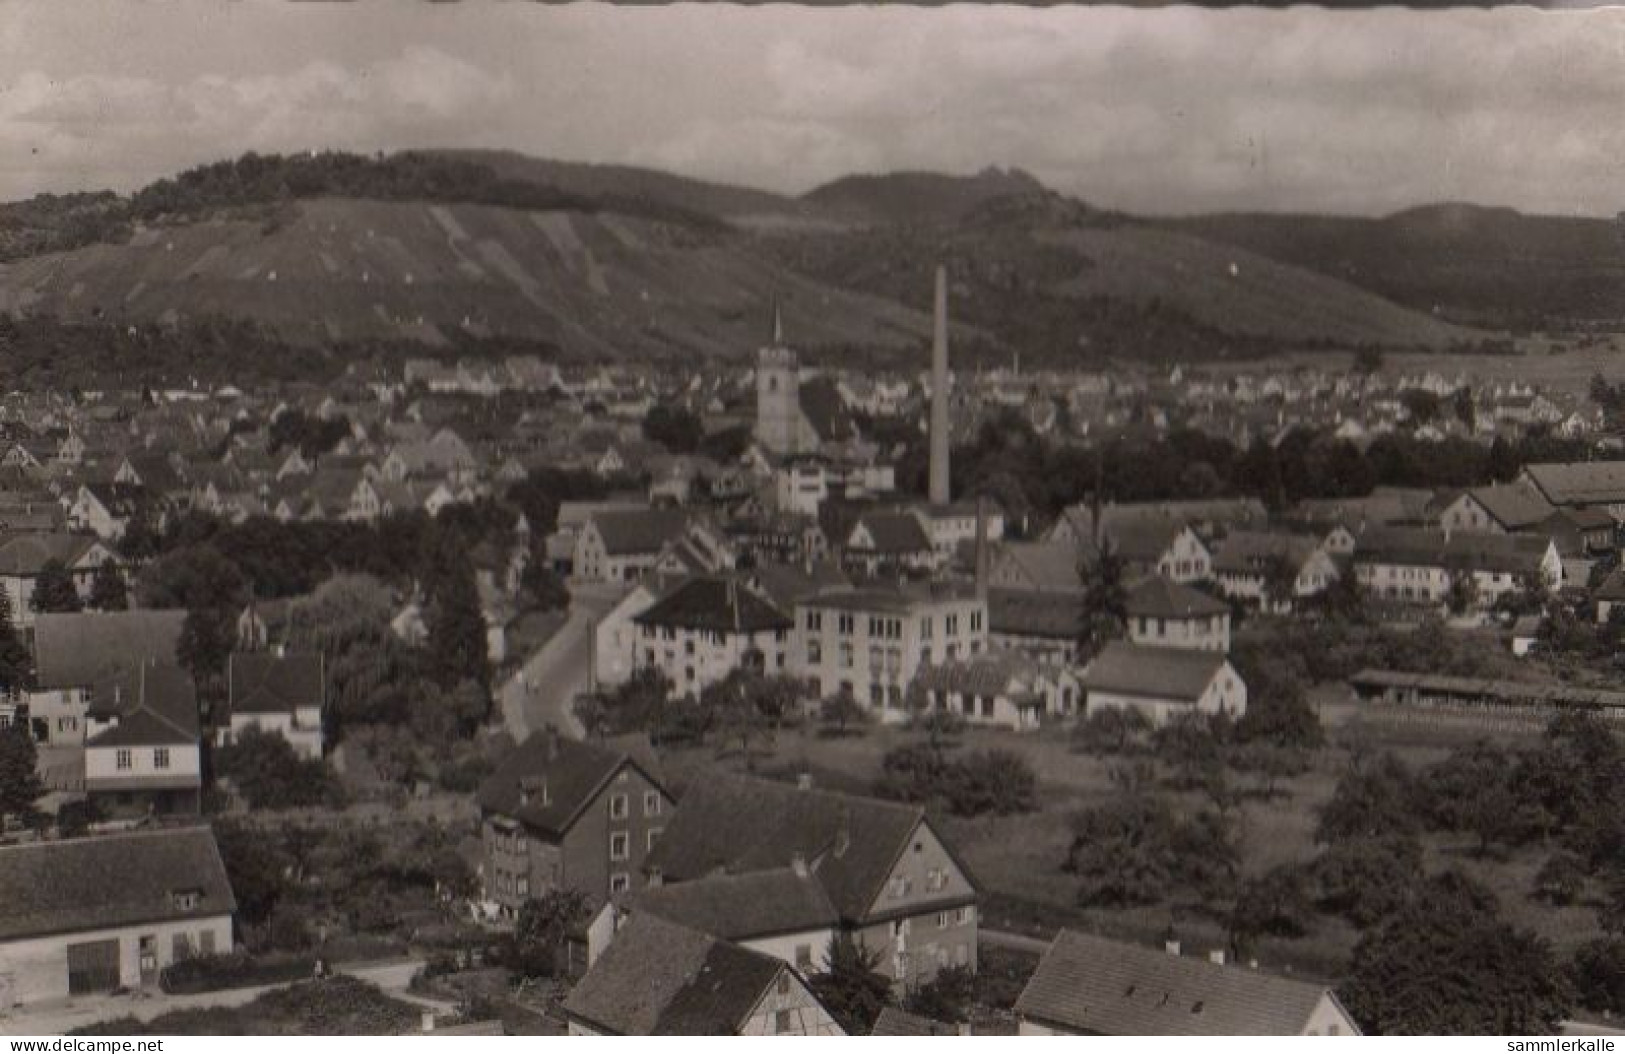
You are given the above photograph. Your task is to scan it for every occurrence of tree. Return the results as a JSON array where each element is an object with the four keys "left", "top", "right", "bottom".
[
  {"left": 1232, "top": 646, "right": 1323, "bottom": 750},
  {"left": 1259, "top": 552, "right": 1299, "bottom": 612},
  {"left": 944, "top": 749, "right": 1038, "bottom": 818},
  {"left": 1452, "top": 387, "right": 1477, "bottom": 432},
  {"left": 1230, "top": 864, "right": 1315, "bottom": 953},
  {"left": 1316, "top": 753, "right": 1421, "bottom": 844},
  {"left": 88, "top": 556, "right": 128, "bottom": 611},
  {"left": 425, "top": 558, "right": 490, "bottom": 694},
  {"left": 1341, "top": 876, "right": 1572, "bottom": 1034},
  {"left": 1072, "top": 706, "right": 1150, "bottom": 757},
  {"left": 1422, "top": 741, "right": 1540, "bottom": 855},
  {"left": 1078, "top": 535, "right": 1129, "bottom": 659},
  {"left": 1353, "top": 347, "right": 1385, "bottom": 377},
  {"left": 0, "top": 586, "right": 32, "bottom": 695},
  {"left": 505, "top": 889, "right": 591, "bottom": 979},
  {"left": 1571, "top": 938, "right": 1625, "bottom": 1015},
  {"left": 518, "top": 561, "right": 570, "bottom": 613},
  {"left": 808, "top": 935, "right": 894, "bottom": 1035},
  {"left": 1311, "top": 835, "right": 1423, "bottom": 929},
  {"left": 0, "top": 722, "right": 43, "bottom": 824},
  {"left": 642, "top": 402, "right": 704, "bottom": 454},
  {"left": 31, "top": 558, "right": 82, "bottom": 613},
  {"left": 819, "top": 687, "right": 867, "bottom": 737},
  {"left": 178, "top": 606, "right": 233, "bottom": 696},
  {"left": 1232, "top": 741, "right": 1311, "bottom": 800},
  {"left": 213, "top": 819, "right": 293, "bottom": 933},
  {"left": 137, "top": 544, "right": 248, "bottom": 611},
  {"left": 904, "top": 966, "right": 976, "bottom": 1024},
  {"left": 1445, "top": 566, "right": 1478, "bottom": 617},
  {"left": 1065, "top": 770, "right": 1238, "bottom": 907},
  {"left": 215, "top": 727, "right": 340, "bottom": 810},
  {"left": 1400, "top": 389, "right": 1441, "bottom": 428}
]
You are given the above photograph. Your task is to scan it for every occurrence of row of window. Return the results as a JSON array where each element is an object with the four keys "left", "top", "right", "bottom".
[
  {"left": 114, "top": 747, "right": 170, "bottom": 770},
  {"left": 803, "top": 610, "right": 984, "bottom": 638},
  {"left": 609, "top": 827, "right": 663, "bottom": 861},
  {"left": 608, "top": 790, "right": 663, "bottom": 821}
]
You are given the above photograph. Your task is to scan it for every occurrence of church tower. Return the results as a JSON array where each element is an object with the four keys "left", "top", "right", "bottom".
[{"left": 755, "top": 300, "right": 804, "bottom": 456}]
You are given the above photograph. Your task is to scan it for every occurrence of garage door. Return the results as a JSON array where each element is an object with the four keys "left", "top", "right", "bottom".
[{"left": 67, "top": 939, "right": 120, "bottom": 994}]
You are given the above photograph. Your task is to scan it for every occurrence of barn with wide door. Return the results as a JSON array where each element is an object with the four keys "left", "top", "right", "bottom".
[{"left": 0, "top": 827, "right": 236, "bottom": 1007}]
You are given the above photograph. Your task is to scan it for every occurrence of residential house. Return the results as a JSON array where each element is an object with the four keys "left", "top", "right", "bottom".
[
  {"left": 66, "top": 482, "right": 146, "bottom": 542},
  {"left": 1212, "top": 530, "right": 1339, "bottom": 610},
  {"left": 913, "top": 502, "right": 1006, "bottom": 559},
  {"left": 1125, "top": 576, "right": 1231, "bottom": 653},
  {"left": 563, "top": 913, "right": 843, "bottom": 1036},
  {"left": 988, "top": 541, "right": 1083, "bottom": 595},
  {"left": 1521, "top": 461, "right": 1625, "bottom": 522},
  {"left": 842, "top": 512, "right": 939, "bottom": 578},
  {"left": 793, "top": 585, "right": 987, "bottom": 720},
  {"left": 476, "top": 731, "right": 674, "bottom": 916},
  {"left": 1353, "top": 527, "right": 1562, "bottom": 609},
  {"left": 574, "top": 508, "right": 694, "bottom": 583},
  {"left": 631, "top": 576, "right": 794, "bottom": 697},
  {"left": 912, "top": 652, "right": 1081, "bottom": 731},
  {"left": 645, "top": 775, "right": 980, "bottom": 990},
  {"left": 83, "top": 661, "right": 203, "bottom": 819},
  {"left": 0, "top": 532, "right": 119, "bottom": 628},
  {"left": 588, "top": 864, "right": 839, "bottom": 974},
  {"left": 217, "top": 652, "right": 324, "bottom": 760},
  {"left": 986, "top": 589, "right": 1084, "bottom": 664},
  {"left": 0, "top": 828, "right": 235, "bottom": 1005},
  {"left": 1015, "top": 930, "right": 1360, "bottom": 1036},
  {"left": 21, "top": 609, "right": 186, "bottom": 746},
  {"left": 1080, "top": 642, "right": 1248, "bottom": 725}
]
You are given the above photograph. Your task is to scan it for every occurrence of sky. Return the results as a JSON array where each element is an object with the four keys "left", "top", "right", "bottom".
[{"left": 1, "top": 2, "right": 1623, "bottom": 217}]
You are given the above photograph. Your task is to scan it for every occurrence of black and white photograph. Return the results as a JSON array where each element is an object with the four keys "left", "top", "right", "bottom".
[{"left": 0, "top": 0, "right": 1623, "bottom": 1039}]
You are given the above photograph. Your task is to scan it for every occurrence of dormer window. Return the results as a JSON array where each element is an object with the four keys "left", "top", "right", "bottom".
[{"left": 170, "top": 889, "right": 202, "bottom": 911}]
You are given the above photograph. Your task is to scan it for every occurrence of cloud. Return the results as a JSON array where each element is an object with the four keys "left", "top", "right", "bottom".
[{"left": 2, "top": 4, "right": 1625, "bottom": 217}]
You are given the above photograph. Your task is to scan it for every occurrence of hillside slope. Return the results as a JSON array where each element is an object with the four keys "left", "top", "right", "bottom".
[
  {"left": 802, "top": 166, "right": 1051, "bottom": 227},
  {"left": 0, "top": 197, "right": 951, "bottom": 360},
  {"left": 1168, "top": 203, "right": 1625, "bottom": 330},
  {"left": 767, "top": 194, "right": 1479, "bottom": 365}
]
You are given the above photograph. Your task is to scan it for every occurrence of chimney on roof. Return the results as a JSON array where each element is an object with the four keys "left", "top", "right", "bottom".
[{"left": 929, "top": 264, "right": 951, "bottom": 507}]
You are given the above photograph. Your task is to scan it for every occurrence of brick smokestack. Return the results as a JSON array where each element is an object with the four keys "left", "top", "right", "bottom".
[
  {"left": 974, "top": 495, "right": 989, "bottom": 601},
  {"left": 929, "top": 264, "right": 951, "bottom": 506}
]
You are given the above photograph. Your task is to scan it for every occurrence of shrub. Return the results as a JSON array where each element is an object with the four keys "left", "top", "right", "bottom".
[{"left": 159, "top": 952, "right": 316, "bottom": 995}]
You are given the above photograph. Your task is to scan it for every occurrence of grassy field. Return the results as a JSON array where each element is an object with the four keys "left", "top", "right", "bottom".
[{"left": 660, "top": 694, "right": 1603, "bottom": 985}]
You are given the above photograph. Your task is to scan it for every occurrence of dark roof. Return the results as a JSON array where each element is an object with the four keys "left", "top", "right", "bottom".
[
  {"left": 1464, "top": 480, "right": 1555, "bottom": 531},
  {"left": 987, "top": 588, "right": 1084, "bottom": 641},
  {"left": 632, "top": 576, "right": 792, "bottom": 634},
  {"left": 1355, "top": 526, "right": 1553, "bottom": 575},
  {"left": 563, "top": 913, "right": 785, "bottom": 1036},
  {"left": 631, "top": 867, "right": 838, "bottom": 942},
  {"left": 0, "top": 531, "right": 102, "bottom": 576},
  {"left": 912, "top": 652, "right": 1061, "bottom": 702},
  {"left": 1348, "top": 667, "right": 1625, "bottom": 709},
  {"left": 33, "top": 609, "right": 186, "bottom": 689},
  {"left": 1124, "top": 577, "right": 1228, "bottom": 620},
  {"left": 645, "top": 775, "right": 969, "bottom": 924},
  {"left": 1211, "top": 531, "right": 1321, "bottom": 576},
  {"left": 1080, "top": 642, "right": 1229, "bottom": 702},
  {"left": 592, "top": 509, "right": 693, "bottom": 556},
  {"left": 850, "top": 513, "right": 933, "bottom": 555},
  {"left": 226, "top": 651, "right": 323, "bottom": 718},
  {"left": 86, "top": 661, "right": 199, "bottom": 746},
  {"left": 748, "top": 561, "right": 848, "bottom": 611},
  {"left": 477, "top": 733, "right": 668, "bottom": 840},
  {"left": 1016, "top": 930, "right": 1349, "bottom": 1036},
  {"left": 0, "top": 827, "right": 235, "bottom": 941},
  {"left": 992, "top": 541, "right": 1083, "bottom": 592},
  {"left": 1523, "top": 462, "right": 1625, "bottom": 506}
]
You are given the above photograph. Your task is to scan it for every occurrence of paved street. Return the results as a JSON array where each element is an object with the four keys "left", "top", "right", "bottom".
[{"left": 498, "top": 582, "right": 625, "bottom": 744}]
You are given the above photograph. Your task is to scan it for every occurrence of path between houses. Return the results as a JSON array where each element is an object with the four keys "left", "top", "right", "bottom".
[{"left": 0, "top": 957, "right": 443, "bottom": 1036}]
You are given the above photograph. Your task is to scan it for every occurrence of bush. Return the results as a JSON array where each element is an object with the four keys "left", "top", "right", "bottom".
[
  {"left": 874, "top": 744, "right": 1037, "bottom": 818},
  {"left": 159, "top": 952, "right": 316, "bottom": 995}
]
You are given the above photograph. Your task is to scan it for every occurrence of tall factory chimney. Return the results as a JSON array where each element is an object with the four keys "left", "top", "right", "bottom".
[{"left": 929, "top": 264, "right": 951, "bottom": 506}]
